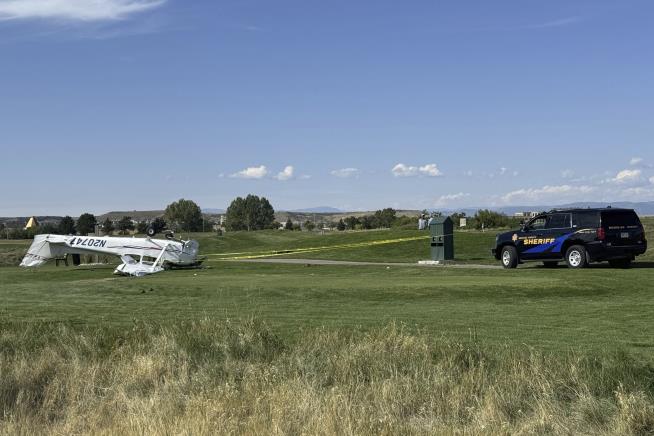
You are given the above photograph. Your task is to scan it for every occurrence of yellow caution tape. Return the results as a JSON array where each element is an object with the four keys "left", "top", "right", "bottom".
[{"left": 206, "top": 235, "right": 430, "bottom": 260}]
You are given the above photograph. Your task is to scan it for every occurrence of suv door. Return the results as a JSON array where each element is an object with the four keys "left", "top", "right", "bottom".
[
  {"left": 520, "top": 213, "right": 572, "bottom": 260},
  {"left": 516, "top": 215, "right": 547, "bottom": 260}
]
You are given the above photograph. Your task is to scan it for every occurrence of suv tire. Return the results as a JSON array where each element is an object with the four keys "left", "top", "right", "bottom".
[
  {"left": 565, "top": 245, "right": 588, "bottom": 269},
  {"left": 608, "top": 258, "right": 632, "bottom": 269},
  {"left": 501, "top": 246, "right": 518, "bottom": 269}
]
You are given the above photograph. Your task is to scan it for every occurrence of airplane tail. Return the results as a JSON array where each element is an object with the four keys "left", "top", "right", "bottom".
[{"left": 20, "top": 235, "right": 67, "bottom": 267}]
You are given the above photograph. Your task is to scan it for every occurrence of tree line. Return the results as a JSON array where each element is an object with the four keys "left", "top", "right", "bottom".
[
  {"left": 2, "top": 198, "right": 207, "bottom": 239},
  {"left": 1, "top": 193, "right": 528, "bottom": 240}
]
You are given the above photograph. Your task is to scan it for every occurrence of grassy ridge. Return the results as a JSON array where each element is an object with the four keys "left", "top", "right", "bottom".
[{"left": 1, "top": 320, "right": 653, "bottom": 434}]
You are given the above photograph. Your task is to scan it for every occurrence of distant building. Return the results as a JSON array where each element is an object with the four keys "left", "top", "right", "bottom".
[
  {"left": 24, "top": 216, "right": 39, "bottom": 230},
  {"left": 513, "top": 211, "right": 539, "bottom": 219}
]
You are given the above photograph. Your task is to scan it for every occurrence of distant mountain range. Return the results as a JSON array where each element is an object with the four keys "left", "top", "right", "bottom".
[
  {"left": 3, "top": 201, "right": 653, "bottom": 224},
  {"left": 437, "top": 201, "right": 654, "bottom": 217},
  {"left": 288, "top": 206, "right": 343, "bottom": 213},
  {"left": 201, "top": 208, "right": 226, "bottom": 215}
]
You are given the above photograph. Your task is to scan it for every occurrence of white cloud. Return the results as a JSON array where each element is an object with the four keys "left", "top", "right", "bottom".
[
  {"left": 630, "top": 157, "right": 643, "bottom": 166},
  {"left": 499, "top": 167, "right": 507, "bottom": 176},
  {"left": 419, "top": 164, "right": 442, "bottom": 177},
  {"left": 391, "top": 163, "right": 442, "bottom": 177},
  {"left": 391, "top": 164, "right": 418, "bottom": 177},
  {"left": 650, "top": 176, "right": 654, "bottom": 185},
  {"left": 435, "top": 192, "right": 470, "bottom": 207},
  {"left": 230, "top": 165, "right": 268, "bottom": 179},
  {"left": 331, "top": 168, "right": 360, "bottom": 178},
  {"left": 275, "top": 166, "right": 294, "bottom": 181},
  {"left": 463, "top": 170, "right": 473, "bottom": 177},
  {"left": 561, "top": 169, "right": 574, "bottom": 179},
  {"left": 501, "top": 184, "right": 595, "bottom": 204},
  {"left": 609, "top": 169, "right": 642, "bottom": 184},
  {"left": 0, "top": 0, "right": 165, "bottom": 22}
]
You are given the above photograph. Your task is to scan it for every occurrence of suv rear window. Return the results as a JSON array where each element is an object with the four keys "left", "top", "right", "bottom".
[
  {"left": 573, "top": 212, "right": 600, "bottom": 228},
  {"left": 601, "top": 210, "right": 641, "bottom": 228}
]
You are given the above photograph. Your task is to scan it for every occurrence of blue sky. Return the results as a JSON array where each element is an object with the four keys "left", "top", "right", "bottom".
[{"left": 1, "top": 0, "right": 653, "bottom": 216}]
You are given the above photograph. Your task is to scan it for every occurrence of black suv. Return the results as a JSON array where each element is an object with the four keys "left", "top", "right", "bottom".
[{"left": 492, "top": 208, "right": 647, "bottom": 269}]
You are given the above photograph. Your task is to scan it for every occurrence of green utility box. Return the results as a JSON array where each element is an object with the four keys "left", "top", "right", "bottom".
[{"left": 429, "top": 216, "right": 454, "bottom": 261}]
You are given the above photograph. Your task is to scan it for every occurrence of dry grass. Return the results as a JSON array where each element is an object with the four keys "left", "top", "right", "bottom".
[{"left": 1, "top": 320, "right": 654, "bottom": 435}]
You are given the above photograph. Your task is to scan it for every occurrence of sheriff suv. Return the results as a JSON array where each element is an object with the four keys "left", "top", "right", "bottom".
[{"left": 492, "top": 208, "right": 647, "bottom": 269}]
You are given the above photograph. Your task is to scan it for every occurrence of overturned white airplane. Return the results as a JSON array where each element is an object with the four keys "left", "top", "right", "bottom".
[{"left": 20, "top": 234, "right": 202, "bottom": 277}]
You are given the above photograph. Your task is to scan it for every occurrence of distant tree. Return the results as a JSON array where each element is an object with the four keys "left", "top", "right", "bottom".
[
  {"left": 336, "top": 219, "right": 346, "bottom": 231},
  {"left": 374, "top": 208, "right": 397, "bottom": 228},
  {"left": 102, "top": 218, "right": 114, "bottom": 235},
  {"left": 226, "top": 197, "right": 246, "bottom": 231},
  {"left": 39, "top": 223, "right": 59, "bottom": 234},
  {"left": 7, "top": 228, "right": 28, "bottom": 239},
  {"left": 304, "top": 220, "right": 316, "bottom": 231},
  {"left": 284, "top": 218, "right": 294, "bottom": 230},
  {"left": 359, "top": 215, "right": 375, "bottom": 230},
  {"left": 165, "top": 199, "right": 203, "bottom": 232},
  {"left": 225, "top": 195, "right": 275, "bottom": 231},
  {"left": 76, "top": 213, "right": 97, "bottom": 236},
  {"left": 58, "top": 216, "right": 76, "bottom": 235},
  {"left": 473, "top": 209, "right": 510, "bottom": 230},
  {"left": 136, "top": 221, "right": 149, "bottom": 234},
  {"left": 117, "top": 216, "right": 135, "bottom": 235},
  {"left": 344, "top": 216, "right": 359, "bottom": 230}
]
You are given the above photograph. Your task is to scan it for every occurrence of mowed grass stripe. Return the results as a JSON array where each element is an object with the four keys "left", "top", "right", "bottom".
[{"left": 205, "top": 235, "right": 430, "bottom": 259}]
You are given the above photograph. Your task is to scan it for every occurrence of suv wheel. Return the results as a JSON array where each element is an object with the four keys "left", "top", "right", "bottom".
[
  {"left": 501, "top": 246, "right": 518, "bottom": 269},
  {"left": 565, "top": 245, "right": 587, "bottom": 269},
  {"left": 608, "top": 258, "right": 632, "bottom": 269}
]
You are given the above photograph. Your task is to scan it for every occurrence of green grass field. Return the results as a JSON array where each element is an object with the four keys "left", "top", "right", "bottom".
[
  {"left": 1, "top": 220, "right": 654, "bottom": 433},
  {"left": 1, "top": 219, "right": 653, "bottom": 353},
  {"left": 198, "top": 227, "right": 498, "bottom": 263},
  {"left": 2, "top": 262, "right": 654, "bottom": 355}
]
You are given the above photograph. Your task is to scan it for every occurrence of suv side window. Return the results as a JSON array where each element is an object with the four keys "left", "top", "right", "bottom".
[
  {"left": 527, "top": 216, "right": 547, "bottom": 231},
  {"left": 573, "top": 212, "right": 600, "bottom": 228},
  {"left": 545, "top": 213, "right": 571, "bottom": 229}
]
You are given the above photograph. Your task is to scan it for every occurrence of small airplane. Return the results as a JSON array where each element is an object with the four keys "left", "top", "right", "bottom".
[{"left": 20, "top": 231, "right": 203, "bottom": 277}]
